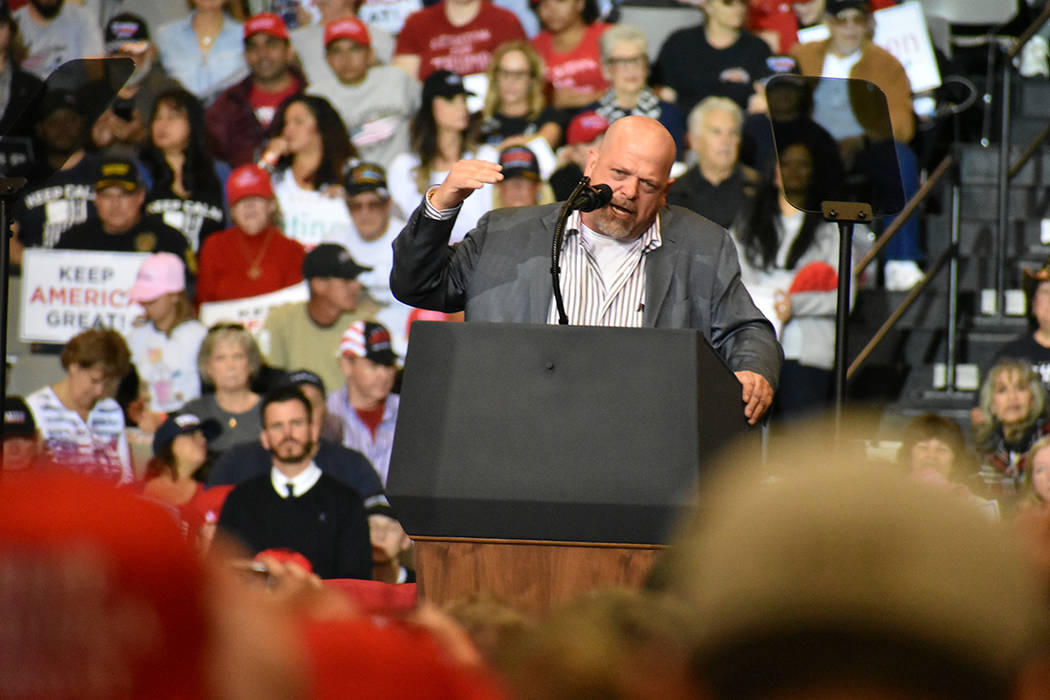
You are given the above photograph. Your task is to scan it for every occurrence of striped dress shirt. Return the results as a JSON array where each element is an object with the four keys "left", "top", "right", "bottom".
[{"left": 547, "top": 210, "right": 662, "bottom": 327}]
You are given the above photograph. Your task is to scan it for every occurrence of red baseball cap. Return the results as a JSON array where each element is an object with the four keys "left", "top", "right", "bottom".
[
  {"left": 565, "top": 110, "right": 610, "bottom": 145},
  {"left": 243, "top": 12, "right": 289, "bottom": 41},
  {"left": 302, "top": 617, "right": 508, "bottom": 700},
  {"left": 0, "top": 471, "right": 208, "bottom": 698},
  {"left": 226, "top": 164, "right": 275, "bottom": 205},
  {"left": 324, "top": 17, "right": 370, "bottom": 47}
]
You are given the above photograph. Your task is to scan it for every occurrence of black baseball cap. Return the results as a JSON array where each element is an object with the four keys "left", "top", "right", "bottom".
[
  {"left": 302, "top": 243, "right": 372, "bottom": 280},
  {"left": 96, "top": 158, "right": 141, "bottom": 192},
  {"left": 499, "top": 146, "right": 540, "bottom": 182},
  {"left": 105, "top": 13, "right": 150, "bottom": 53},
  {"left": 826, "top": 0, "right": 871, "bottom": 16},
  {"left": 422, "top": 70, "right": 474, "bottom": 104},
  {"left": 344, "top": 161, "right": 390, "bottom": 198},
  {"left": 4, "top": 396, "right": 36, "bottom": 438},
  {"left": 38, "top": 89, "right": 80, "bottom": 120},
  {"left": 284, "top": 369, "right": 327, "bottom": 396},
  {"left": 152, "top": 413, "right": 221, "bottom": 455}
]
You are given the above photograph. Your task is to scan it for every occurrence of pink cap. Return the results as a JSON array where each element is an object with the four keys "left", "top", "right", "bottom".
[
  {"left": 566, "top": 110, "right": 610, "bottom": 145},
  {"left": 324, "top": 17, "right": 370, "bottom": 47},
  {"left": 243, "top": 12, "right": 289, "bottom": 41},
  {"left": 226, "top": 164, "right": 275, "bottom": 206},
  {"left": 128, "top": 252, "right": 185, "bottom": 303}
]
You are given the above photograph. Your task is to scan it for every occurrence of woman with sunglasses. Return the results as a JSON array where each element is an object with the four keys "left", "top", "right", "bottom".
[{"left": 653, "top": 0, "right": 772, "bottom": 118}]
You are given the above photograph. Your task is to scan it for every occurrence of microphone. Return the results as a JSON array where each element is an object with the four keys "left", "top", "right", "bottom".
[{"left": 570, "top": 183, "right": 612, "bottom": 212}]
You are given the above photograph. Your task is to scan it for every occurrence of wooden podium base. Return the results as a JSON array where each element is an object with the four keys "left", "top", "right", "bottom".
[{"left": 412, "top": 537, "right": 664, "bottom": 616}]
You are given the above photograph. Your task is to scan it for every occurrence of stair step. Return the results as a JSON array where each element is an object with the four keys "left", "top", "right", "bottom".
[
  {"left": 926, "top": 216, "right": 1045, "bottom": 256},
  {"left": 959, "top": 143, "right": 1048, "bottom": 187},
  {"left": 957, "top": 185, "right": 1050, "bottom": 221}
]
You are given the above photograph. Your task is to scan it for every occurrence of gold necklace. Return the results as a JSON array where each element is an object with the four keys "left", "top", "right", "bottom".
[{"left": 239, "top": 229, "right": 274, "bottom": 281}]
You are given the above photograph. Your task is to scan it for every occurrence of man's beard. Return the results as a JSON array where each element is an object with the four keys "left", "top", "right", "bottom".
[
  {"left": 30, "top": 0, "right": 63, "bottom": 20},
  {"left": 271, "top": 437, "right": 313, "bottom": 464},
  {"left": 586, "top": 202, "right": 638, "bottom": 241}
]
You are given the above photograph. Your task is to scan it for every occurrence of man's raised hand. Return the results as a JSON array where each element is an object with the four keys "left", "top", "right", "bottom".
[{"left": 429, "top": 159, "right": 503, "bottom": 210}]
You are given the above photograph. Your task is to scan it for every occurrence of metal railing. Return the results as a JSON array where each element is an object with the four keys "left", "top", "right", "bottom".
[
  {"left": 845, "top": 156, "right": 958, "bottom": 383},
  {"left": 845, "top": 7, "right": 1050, "bottom": 388}
]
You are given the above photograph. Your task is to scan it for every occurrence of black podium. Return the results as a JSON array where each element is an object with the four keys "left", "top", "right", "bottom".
[{"left": 386, "top": 321, "right": 753, "bottom": 612}]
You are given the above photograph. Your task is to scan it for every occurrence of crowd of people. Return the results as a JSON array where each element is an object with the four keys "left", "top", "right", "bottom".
[
  {"left": 0, "top": 0, "right": 1037, "bottom": 560},
  {"left": 8, "top": 0, "right": 1050, "bottom": 695}
]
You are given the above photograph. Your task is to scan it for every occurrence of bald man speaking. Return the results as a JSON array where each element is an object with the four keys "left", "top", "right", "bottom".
[{"left": 391, "top": 116, "right": 781, "bottom": 424}]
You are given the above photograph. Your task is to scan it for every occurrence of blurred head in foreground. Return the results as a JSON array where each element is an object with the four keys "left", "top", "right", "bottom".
[
  {"left": 0, "top": 471, "right": 209, "bottom": 699},
  {"left": 501, "top": 587, "right": 698, "bottom": 700},
  {"left": 662, "top": 432, "right": 1050, "bottom": 700}
]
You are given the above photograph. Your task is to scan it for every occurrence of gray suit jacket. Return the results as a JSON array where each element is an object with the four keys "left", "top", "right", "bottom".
[{"left": 391, "top": 202, "right": 782, "bottom": 388}]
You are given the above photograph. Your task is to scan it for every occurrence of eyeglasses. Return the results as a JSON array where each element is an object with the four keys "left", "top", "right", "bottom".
[
  {"left": 605, "top": 54, "right": 646, "bottom": 69},
  {"left": 497, "top": 68, "right": 532, "bottom": 81},
  {"left": 716, "top": 0, "right": 747, "bottom": 5}
]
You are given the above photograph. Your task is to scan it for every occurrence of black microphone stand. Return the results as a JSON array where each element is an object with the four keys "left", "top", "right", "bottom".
[{"left": 551, "top": 177, "right": 593, "bottom": 325}]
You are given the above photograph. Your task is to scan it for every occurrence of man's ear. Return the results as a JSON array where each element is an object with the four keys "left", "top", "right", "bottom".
[
  {"left": 583, "top": 147, "right": 599, "bottom": 178},
  {"left": 260, "top": 428, "right": 271, "bottom": 452}
]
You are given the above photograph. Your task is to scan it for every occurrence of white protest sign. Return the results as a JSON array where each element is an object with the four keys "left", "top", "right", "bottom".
[
  {"left": 796, "top": 1, "right": 942, "bottom": 93},
  {"left": 20, "top": 249, "right": 149, "bottom": 344},
  {"left": 198, "top": 283, "right": 310, "bottom": 336}
]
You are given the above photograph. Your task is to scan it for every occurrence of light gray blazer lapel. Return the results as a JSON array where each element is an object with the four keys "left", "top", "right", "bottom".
[
  {"left": 643, "top": 209, "right": 679, "bottom": 327},
  {"left": 523, "top": 206, "right": 564, "bottom": 324}
]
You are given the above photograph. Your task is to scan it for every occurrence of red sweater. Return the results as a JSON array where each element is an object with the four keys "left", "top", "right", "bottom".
[{"left": 196, "top": 225, "right": 306, "bottom": 304}]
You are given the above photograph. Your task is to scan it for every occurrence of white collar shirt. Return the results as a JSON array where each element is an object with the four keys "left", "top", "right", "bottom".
[{"left": 271, "top": 462, "right": 323, "bottom": 499}]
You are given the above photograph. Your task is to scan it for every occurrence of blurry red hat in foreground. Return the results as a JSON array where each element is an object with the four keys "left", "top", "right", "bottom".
[
  {"left": 0, "top": 471, "right": 208, "bottom": 699},
  {"left": 303, "top": 617, "right": 508, "bottom": 700}
]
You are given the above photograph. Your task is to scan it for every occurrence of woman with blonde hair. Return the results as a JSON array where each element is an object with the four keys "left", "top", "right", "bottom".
[
  {"left": 975, "top": 358, "right": 1050, "bottom": 496},
  {"left": 480, "top": 41, "right": 563, "bottom": 156}
]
